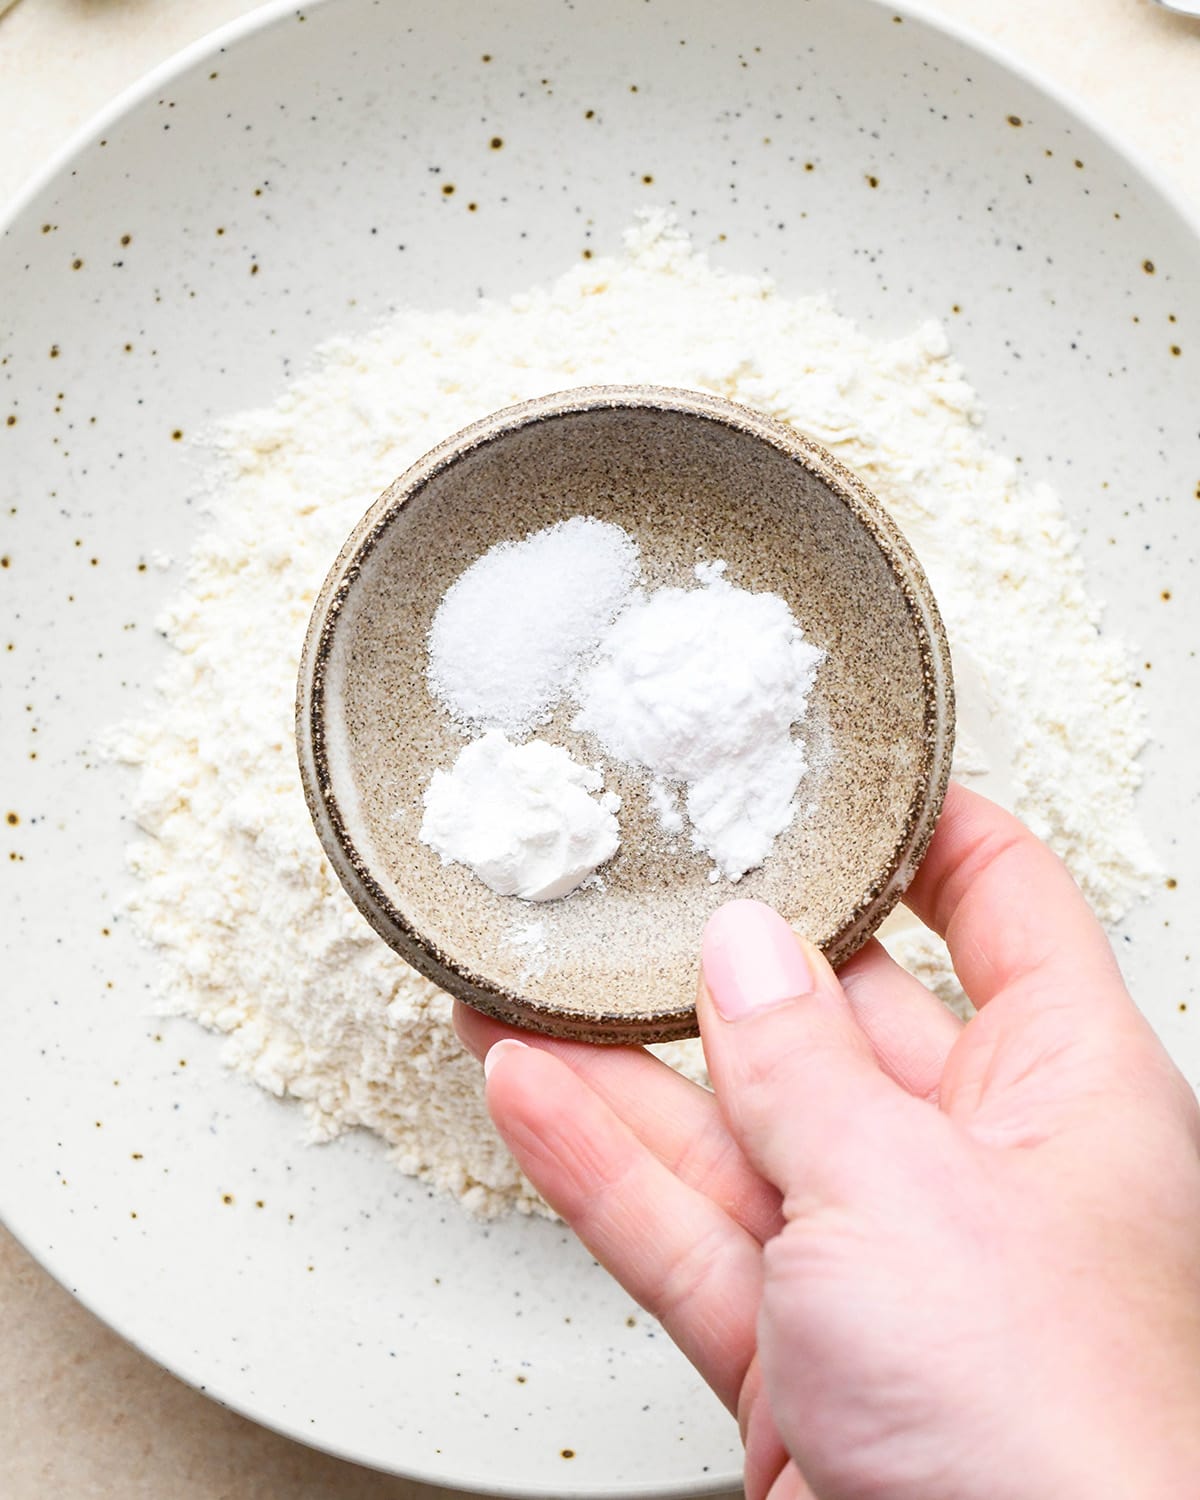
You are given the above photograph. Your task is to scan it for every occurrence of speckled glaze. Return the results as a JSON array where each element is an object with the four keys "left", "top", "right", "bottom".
[
  {"left": 2, "top": 0, "right": 1198, "bottom": 1493},
  {"left": 297, "top": 386, "right": 954, "bottom": 1044}
]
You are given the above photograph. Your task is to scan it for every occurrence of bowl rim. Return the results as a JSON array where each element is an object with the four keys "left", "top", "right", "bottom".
[{"left": 296, "top": 383, "right": 956, "bottom": 1044}]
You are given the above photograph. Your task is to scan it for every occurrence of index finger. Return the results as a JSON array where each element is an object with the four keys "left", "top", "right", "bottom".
[
  {"left": 453, "top": 1001, "right": 784, "bottom": 1242},
  {"left": 902, "top": 781, "right": 1128, "bottom": 1015}
]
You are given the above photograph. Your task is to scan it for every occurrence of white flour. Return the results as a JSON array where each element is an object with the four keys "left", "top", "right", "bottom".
[{"left": 107, "top": 211, "right": 1155, "bottom": 1216}]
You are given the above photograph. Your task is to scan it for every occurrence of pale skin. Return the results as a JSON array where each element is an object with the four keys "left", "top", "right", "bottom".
[{"left": 454, "top": 784, "right": 1200, "bottom": 1499}]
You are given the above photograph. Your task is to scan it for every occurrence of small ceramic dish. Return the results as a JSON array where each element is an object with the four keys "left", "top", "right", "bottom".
[{"left": 297, "top": 384, "right": 954, "bottom": 1043}]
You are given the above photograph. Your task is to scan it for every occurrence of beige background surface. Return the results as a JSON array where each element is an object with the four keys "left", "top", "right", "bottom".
[{"left": 2, "top": 0, "right": 1198, "bottom": 1496}]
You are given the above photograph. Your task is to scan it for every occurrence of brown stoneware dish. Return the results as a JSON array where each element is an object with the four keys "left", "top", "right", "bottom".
[{"left": 296, "top": 384, "right": 955, "bottom": 1043}]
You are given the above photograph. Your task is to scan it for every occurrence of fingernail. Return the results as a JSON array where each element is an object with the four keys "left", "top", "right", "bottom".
[
  {"left": 702, "top": 900, "right": 815, "bottom": 1021},
  {"left": 484, "top": 1037, "right": 529, "bottom": 1079}
]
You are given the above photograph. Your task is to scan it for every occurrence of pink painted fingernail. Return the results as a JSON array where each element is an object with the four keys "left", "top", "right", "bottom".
[
  {"left": 702, "top": 900, "right": 815, "bottom": 1021},
  {"left": 484, "top": 1037, "right": 529, "bottom": 1079}
]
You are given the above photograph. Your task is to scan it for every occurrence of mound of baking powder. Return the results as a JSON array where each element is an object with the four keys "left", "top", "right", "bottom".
[
  {"left": 106, "top": 211, "right": 1155, "bottom": 1216},
  {"left": 574, "top": 561, "right": 824, "bottom": 880}
]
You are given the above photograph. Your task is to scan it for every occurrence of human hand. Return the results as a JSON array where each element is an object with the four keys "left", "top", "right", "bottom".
[{"left": 454, "top": 784, "right": 1200, "bottom": 1500}]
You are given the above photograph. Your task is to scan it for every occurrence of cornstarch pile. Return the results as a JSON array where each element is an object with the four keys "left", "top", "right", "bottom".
[
  {"left": 420, "top": 730, "right": 622, "bottom": 902},
  {"left": 106, "top": 211, "right": 1156, "bottom": 1218}
]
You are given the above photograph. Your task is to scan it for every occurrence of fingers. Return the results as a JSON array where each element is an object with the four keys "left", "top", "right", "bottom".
[
  {"left": 454, "top": 1001, "right": 784, "bottom": 1241},
  {"left": 903, "top": 783, "right": 1156, "bottom": 1134},
  {"left": 739, "top": 1356, "right": 811, "bottom": 1500},
  {"left": 698, "top": 901, "right": 944, "bottom": 1212},
  {"left": 837, "top": 939, "right": 962, "bottom": 1101},
  {"left": 903, "top": 781, "right": 1127, "bottom": 1016},
  {"left": 483, "top": 1038, "right": 762, "bottom": 1412}
]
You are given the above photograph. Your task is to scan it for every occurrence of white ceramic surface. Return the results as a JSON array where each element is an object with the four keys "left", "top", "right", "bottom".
[{"left": 1, "top": 0, "right": 1197, "bottom": 1494}]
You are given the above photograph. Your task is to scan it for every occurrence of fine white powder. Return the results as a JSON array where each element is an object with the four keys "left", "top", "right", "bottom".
[
  {"left": 574, "top": 561, "right": 824, "bottom": 880},
  {"left": 424, "top": 530, "right": 822, "bottom": 889},
  {"left": 420, "top": 730, "right": 621, "bottom": 900},
  {"left": 505, "top": 918, "right": 551, "bottom": 983},
  {"left": 107, "top": 211, "right": 1155, "bottom": 1216},
  {"left": 427, "top": 516, "right": 639, "bottom": 735},
  {"left": 649, "top": 782, "right": 685, "bottom": 835}
]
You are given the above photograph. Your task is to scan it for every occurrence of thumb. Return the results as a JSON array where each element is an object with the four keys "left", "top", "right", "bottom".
[{"left": 699, "top": 900, "right": 941, "bottom": 1212}]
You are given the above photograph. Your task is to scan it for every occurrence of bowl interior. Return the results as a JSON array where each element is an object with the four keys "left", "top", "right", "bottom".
[{"left": 312, "top": 392, "right": 946, "bottom": 1038}]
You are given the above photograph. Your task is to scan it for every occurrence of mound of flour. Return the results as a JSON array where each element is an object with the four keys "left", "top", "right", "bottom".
[{"left": 106, "top": 211, "right": 1155, "bottom": 1216}]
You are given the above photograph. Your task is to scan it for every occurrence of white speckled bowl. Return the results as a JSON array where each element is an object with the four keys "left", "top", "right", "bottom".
[{"left": 1, "top": 0, "right": 1198, "bottom": 1494}]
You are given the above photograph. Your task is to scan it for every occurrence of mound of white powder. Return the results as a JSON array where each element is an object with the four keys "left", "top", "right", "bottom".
[
  {"left": 573, "top": 560, "right": 824, "bottom": 880},
  {"left": 427, "top": 515, "right": 639, "bottom": 735},
  {"left": 420, "top": 730, "right": 621, "bottom": 901},
  {"left": 423, "top": 519, "right": 825, "bottom": 888},
  {"left": 106, "top": 211, "right": 1156, "bottom": 1217}
]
